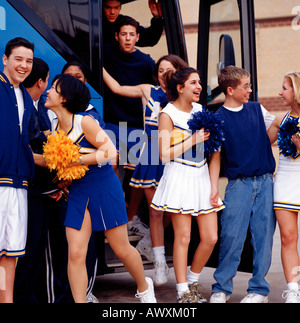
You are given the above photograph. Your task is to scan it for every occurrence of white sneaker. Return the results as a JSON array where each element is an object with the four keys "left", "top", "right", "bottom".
[
  {"left": 127, "top": 215, "right": 149, "bottom": 237},
  {"left": 240, "top": 293, "right": 268, "bottom": 303},
  {"left": 86, "top": 293, "right": 99, "bottom": 303},
  {"left": 210, "top": 292, "right": 230, "bottom": 303},
  {"left": 282, "top": 289, "right": 300, "bottom": 303},
  {"left": 135, "top": 277, "right": 157, "bottom": 303},
  {"left": 136, "top": 237, "right": 155, "bottom": 263},
  {"left": 153, "top": 260, "right": 169, "bottom": 286}
]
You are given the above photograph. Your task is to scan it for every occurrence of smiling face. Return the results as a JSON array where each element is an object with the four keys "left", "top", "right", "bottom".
[
  {"left": 3, "top": 46, "right": 33, "bottom": 88},
  {"left": 230, "top": 76, "right": 252, "bottom": 105},
  {"left": 178, "top": 72, "right": 202, "bottom": 103},
  {"left": 279, "top": 77, "right": 295, "bottom": 107},
  {"left": 45, "top": 80, "right": 64, "bottom": 111},
  {"left": 115, "top": 25, "right": 139, "bottom": 54}
]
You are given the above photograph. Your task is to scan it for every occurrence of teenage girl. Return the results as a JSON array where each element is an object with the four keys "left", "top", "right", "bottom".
[
  {"left": 151, "top": 67, "right": 225, "bottom": 303},
  {"left": 33, "top": 74, "right": 156, "bottom": 303},
  {"left": 268, "top": 72, "right": 300, "bottom": 303},
  {"left": 103, "top": 54, "right": 188, "bottom": 286}
]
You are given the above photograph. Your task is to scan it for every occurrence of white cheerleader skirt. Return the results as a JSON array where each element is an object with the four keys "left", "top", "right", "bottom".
[
  {"left": 151, "top": 161, "right": 225, "bottom": 216},
  {"left": 274, "top": 155, "right": 300, "bottom": 212}
]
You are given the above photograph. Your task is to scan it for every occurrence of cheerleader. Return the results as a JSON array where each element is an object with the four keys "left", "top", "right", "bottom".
[
  {"left": 33, "top": 74, "right": 156, "bottom": 303},
  {"left": 103, "top": 55, "right": 188, "bottom": 286},
  {"left": 268, "top": 72, "right": 300, "bottom": 303},
  {"left": 150, "top": 67, "right": 224, "bottom": 302}
]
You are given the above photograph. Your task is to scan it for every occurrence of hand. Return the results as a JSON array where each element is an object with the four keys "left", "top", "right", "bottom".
[
  {"left": 148, "top": 0, "right": 162, "bottom": 18},
  {"left": 58, "top": 180, "right": 72, "bottom": 189},
  {"left": 210, "top": 187, "right": 221, "bottom": 208},
  {"left": 193, "top": 128, "right": 210, "bottom": 145},
  {"left": 48, "top": 190, "right": 63, "bottom": 202},
  {"left": 292, "top": 134, "right": 300, "bottom": 152}
]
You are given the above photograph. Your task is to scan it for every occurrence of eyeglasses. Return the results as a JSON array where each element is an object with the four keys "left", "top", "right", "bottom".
[{"left": 233, "top": 84, "right": 252, "bottom": 91}]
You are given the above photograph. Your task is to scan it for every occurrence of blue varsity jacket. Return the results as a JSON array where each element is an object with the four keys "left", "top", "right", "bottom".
[{"left": 0, "top": 71, "right": 35, "bottom": 189}]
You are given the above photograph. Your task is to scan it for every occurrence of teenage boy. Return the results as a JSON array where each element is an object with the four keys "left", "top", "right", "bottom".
[
  {"left": 103, "top": 16, "right": 155, "bottom": 256},
  {"left": 103, "top": 0, "right": 163, "bottom": 47},
  {"left": 0, "top": 37, "right": 36, "bottom": 303},
  {"left": 210, "top": 66, "right": 276, "bottom": 303}
]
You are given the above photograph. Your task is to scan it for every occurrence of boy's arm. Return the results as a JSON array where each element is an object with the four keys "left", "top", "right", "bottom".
[{"left": 209, "top": 151, "right": 222, "bottom": 207}]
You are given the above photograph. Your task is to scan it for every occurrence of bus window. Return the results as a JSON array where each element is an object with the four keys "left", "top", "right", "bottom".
[
  {"left": 0, "top": 5, "right": 6, "bottom": 30},
  {"left": 22, "top": 0, "right": 90, "bottom": 67},
  {"left": 207, "top": 0, "right": 242, "bottom": 104}
]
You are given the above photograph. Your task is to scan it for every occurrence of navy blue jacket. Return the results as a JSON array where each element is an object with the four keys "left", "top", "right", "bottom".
[{"left": 0, "top": 72, "right": 35, "bottom": 189}]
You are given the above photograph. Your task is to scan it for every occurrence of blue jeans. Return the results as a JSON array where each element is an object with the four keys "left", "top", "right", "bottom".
[{"left": 212, "top": 174, "right": 276, "bottom": 296}]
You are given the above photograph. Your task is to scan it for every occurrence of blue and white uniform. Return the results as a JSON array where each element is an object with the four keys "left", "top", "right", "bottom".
[
  {"left": 53, "top": 113, "right": 128, "bottom": 231},
  {"left": 151, "top": 103, "right": 224, "bottom": 216},
  {"left": 130, "top": 85, "right": 167, "bottom": 189},
  {"left": 274, "top": 111, "right": 300, "bottom": 212},
  {"left": 0, "top": 72, "right": 35, "bottom": 258}
]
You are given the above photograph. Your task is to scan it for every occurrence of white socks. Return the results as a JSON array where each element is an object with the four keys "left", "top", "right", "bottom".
[
  {"left": 187, "top": 267, "right": 201, "bottom": 285},
  {"left": 176, "top": 282, "right": 189, "bottom": 297},
  {"left": 287, "top": 282, "right": 299, "bottom": 291},
  {"left": 153, "top": 246, "right": 165, "bottom": 263},
  {"left": 176, "top": 267, "right": 201, "bottom": 297}
]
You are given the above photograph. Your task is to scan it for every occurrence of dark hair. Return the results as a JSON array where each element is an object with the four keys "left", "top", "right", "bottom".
[
  {"left": 53, "top": 74, "right": 91, "bottom": 113},
  {"left": 165, "top": 67, "right": 200, "bottom": 102},
  {"left": 153, "top": 54, "right": 189, "bottom": 84},
  {"left": 116, "top": 15, "right": 139, "bottom": 33},
  {"left": 61, "top": 60, "right": 90, "bottom": 80},
  {"left": 4, "top": 37, "right": 34, "bottom": 58},
  {"left": 23, "top": 57, "right": 49, "bottom": 88}
]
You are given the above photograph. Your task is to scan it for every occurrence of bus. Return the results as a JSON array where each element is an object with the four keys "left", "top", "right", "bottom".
[{"left": 0, "top": 0, "right": 256, "bottom": 274}]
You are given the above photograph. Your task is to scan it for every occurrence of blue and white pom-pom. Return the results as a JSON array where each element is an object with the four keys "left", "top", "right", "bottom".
[
  {"left": 278, "top": 116, "right": 300, "bottom": 158},
  {"left": 187, "top": 108, "right": 225, "bottom": 156}
]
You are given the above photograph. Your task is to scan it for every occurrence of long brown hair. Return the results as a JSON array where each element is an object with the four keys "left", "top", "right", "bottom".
[{"left": 153, "top": 54, "right": 188, "bottom": 84}]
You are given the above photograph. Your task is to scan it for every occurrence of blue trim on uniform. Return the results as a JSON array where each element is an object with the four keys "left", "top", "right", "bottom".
[{"left": 274, "top": 201, "right": 300, "bottom": 212}]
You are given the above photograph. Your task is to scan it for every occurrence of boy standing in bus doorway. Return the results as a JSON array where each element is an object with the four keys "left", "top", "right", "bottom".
[
  {"left": 103, "top": 0, "right": 163, "bottom": 47},
  {"left": 103, "top": 16, "right": 155, "bottom": 258},
  {"left": 0, "top": 37, "right": 36, "bottom": 303}
]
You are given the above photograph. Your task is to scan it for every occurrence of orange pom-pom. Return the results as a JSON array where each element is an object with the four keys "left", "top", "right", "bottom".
[{"left": 43, "top": 130, "right": 88, "bottom": 180}]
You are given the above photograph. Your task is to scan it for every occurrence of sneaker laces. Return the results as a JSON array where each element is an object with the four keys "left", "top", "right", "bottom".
[
  {"left": 177, "top": 291, "right": 196, "bottom": 303},
  {"left": 189, "top": 283, "right": 207, "bottom": 303}
]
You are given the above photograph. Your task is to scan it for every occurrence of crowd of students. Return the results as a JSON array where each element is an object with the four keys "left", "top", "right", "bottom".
[{"left": 0, "top": 0, "right": 300, "bottom": 304}]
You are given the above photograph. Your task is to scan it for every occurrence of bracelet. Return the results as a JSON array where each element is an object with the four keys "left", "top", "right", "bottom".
[{"left": 79, "top": 156, "right": 84, "bottom": 165}]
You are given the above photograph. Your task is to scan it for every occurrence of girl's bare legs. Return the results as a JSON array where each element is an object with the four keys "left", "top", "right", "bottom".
[
  {"left": 171, "top": 213, "right": 192, "bottom": 284},
  {"left": 145, "top": 188, "right": 164, "bottom": 248},
  {"left": 276, "top": 210, "right": 299, "bottom": 284},
  {"left": 190, "top": 212, "right": 218, "bottom": 274},
  {"left": 105, "top": 224, "right": 148, "bottom": 293},
  {"left": 66, "top": 208, "right": 92, "bottom": 303}
]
